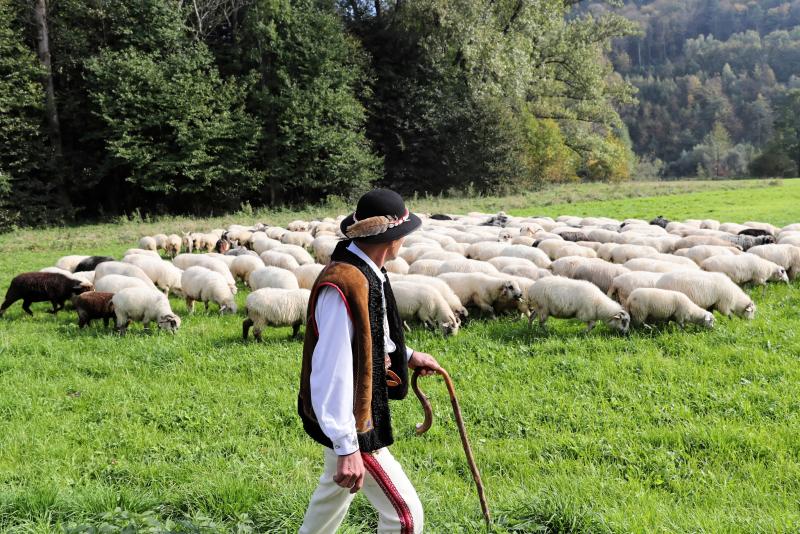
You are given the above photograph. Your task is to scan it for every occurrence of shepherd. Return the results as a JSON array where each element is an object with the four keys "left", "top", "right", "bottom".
[{"left": 298, "top": 189, "right": 442, "bottom": 533}]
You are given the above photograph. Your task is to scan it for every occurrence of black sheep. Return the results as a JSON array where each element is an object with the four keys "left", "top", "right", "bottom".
[
  {"left": 430, "top": 214, "right": 453, "bottom": 221},
  {"left": 74, "top": 256, "right": 114, "bottom": 272},
  {"left": 650, "top": 216, "right": 670, "bottom": 228},
  {"left": 738, "top": 228, "right": 772, "bottom": 238},
  {"left": 0, "top": 272, "right": 91, "bottom": 316},
  {"left": 72, "top": 291, "right": 115, "bottom": 328}
]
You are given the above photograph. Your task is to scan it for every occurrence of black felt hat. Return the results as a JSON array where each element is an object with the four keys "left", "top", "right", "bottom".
[{"left": 340, "top": 189, "right": 422, "bottom": 244}]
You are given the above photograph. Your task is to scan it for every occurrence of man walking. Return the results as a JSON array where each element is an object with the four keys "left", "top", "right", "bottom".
[{"left": 298, "top": 189, "right": 442, "bottom": 533}]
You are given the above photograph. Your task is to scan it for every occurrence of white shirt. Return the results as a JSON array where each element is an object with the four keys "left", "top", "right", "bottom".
[{"left": 309, "top": 242, "right": 414, "bottom": 455}]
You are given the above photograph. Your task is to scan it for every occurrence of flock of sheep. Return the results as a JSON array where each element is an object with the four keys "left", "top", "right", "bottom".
[{"left": 1, "top": 212, "right": 798, "bottom": 339}]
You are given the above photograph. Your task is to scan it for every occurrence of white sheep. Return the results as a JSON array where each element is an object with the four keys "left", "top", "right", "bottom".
[
  {"left": 181, "top": 266, "right": 237, "bottom": 314},
  {"left": 123, "top": 255, "right": 183, "bottom": 296},
  {"left": 124, "top": 248, "right": 161, "bottom": 258},
  {"left": 385, "top": 257, "right": 410, "bottom": 274},
  {"left": 499, "top": 264, "right": 552, "bottom": 281},
  {"left": 287, "top": 220, "right": 310, "bottom": 232},
  {"left": 295, "top": 263, "right": 325, "bottom": 290},
  {"left": 252, "top": 235, "right": 283, "bottom": 255},
  {"left": 392, "top": 281, "right": 459, "bottom": 335},
  {"left": 437, "top": 273, "right": 522, "bottom": 317},
  {"left": 550, "top": 256, "right": 609, "bottom": 278},
  {"left": 701, "top": 254, "right": 789, "bottom": 292},
  {"left": 552, "top": 244, "right": 597, "bottom": 260},
  {"left": 571, "top": 261, "right": 630, "bottom": 294},
  {"left": 626, "top": 288, "right": 715, "bottom": 329},
  {"left": 112, "top": 287, "right": 181, "bottom": 335},
  {"left": 418, "top": 250, "right": 464, "bottom": 262},
  {"left": 528, "top": 276, "right": 630, "bottom": 334},
  {"left": 674, "top": 245, "right": 743, "bottom": 265},
  {"left": 747, "top": 244, "right": 800, "bottom": 280},
  {"left": 390, "top": 274, "right": 467, "bottom": 320},
  {"left": 243, "top": 288, "right": 310, "bottom": 339},
  {"left": 488, "top": 256, "right": 534, "bottom": 271},
  {"left": 655, "top": 271, "right": 755, "bottom": 319},
  {"left": 95, "top": 274, "right": 152, "bottom": 293},
  {"left": 171, "top": 254, "right": 237, "bottom": 293},
  {"left": 265, "top": 227, "right": 288, "bottom": 240},
  {"left": 779, "top": 234, "right": 800, "bottom": 247},
  {"left": 437, "top": 258, "right": 499, "bottom": 275},
  {"left": 248, "top": 266, "right": 299, "bottom": 290},
  {"left": 623, "top": 258, "right": 693, "bottom": 273},
  {"left": 153, "top": 234, "right": 168, "bottom": 250},
  {"left": 465, "top": 242, "right": 508, "bottom": 261},
  {"left": 281, "top": 231, "right": 314, "bottom": 248},
  {"left": 55, "top": 255, "right": 89, "bottom": 272},
  {"left": 408, "top": 259, "right": 445, "bottom": 276},
  {"left": 272, "top": 244, "right": 315, "bottom": 265},
  {"left": 207, "top": 253, "right": 236, "bottom": 267},
  {"left": 260, "top": 251, "right": 301, "bottom": 272},
  {"left": 139, "top": 236, "right": 157, "bottom": 251},
  {"left": 499, "top": 245, "right": 551, "bottom": 268},
  {"left": 535, "top": 239, "right": 573, "bottom": 260},
  {"left": 230, "top": 255, "right": 265, "bottom": 283},
  {"left": 608, "top": 244, "right": 659, "bottom": 264},
  {"left": 606, "top": 271, "right": 662, "bottom": 305},
  {"left": 40, "top": 267, "right": 95, "bottom": 287},
  {"left": 400, "top": 245, "right": 440, "bottom": 264},
  {"left": 95, "top": 262, "right": 157, "bottom": 288}
]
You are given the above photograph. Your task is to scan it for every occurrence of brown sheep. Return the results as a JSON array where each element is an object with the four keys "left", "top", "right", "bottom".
[{"left": 72, "top": 292, "right": 115, "bottom": 328}]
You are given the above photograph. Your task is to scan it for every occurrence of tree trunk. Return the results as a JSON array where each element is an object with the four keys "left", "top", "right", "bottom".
[{"left": 33, "top": 0, "right": 62, "bottom": 163}]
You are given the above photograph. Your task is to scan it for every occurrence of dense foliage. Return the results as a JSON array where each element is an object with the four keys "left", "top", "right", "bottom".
[
  {"left": 0, "top": 0, "right": 636, "bottom": 228},
  {"left": 588, "top": 0, "right": 800, "bottom": 178}
]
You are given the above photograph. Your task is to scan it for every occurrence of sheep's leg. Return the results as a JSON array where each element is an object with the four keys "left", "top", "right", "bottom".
[
  {"left": 473, "top": 297, "right": 495, "bottom": 318},
  {"left": 291, "top": 322, "right": 301, "bottom": 338},
  {"left": 48, "top": 300, "right": 60, "bottom": 314},
  {"left": 761, "top": 284, "right": 767, "bottom": 298},
  {"left": 584, "top": 321, "right": 596, "bottom": 334},
  {"left": 242, "top": 318, "right": 253, "bottom": 340},
  {"left": 538, "top": 313, "right": 548, "bottom": 330},
  {"left": 204, "top": 300, "right": 209, "bottom": 311},
  {"left": 403, "top": 321, "right": 411, "bottom": 333},
  {"left": 21, "top": 300, "right": 33, "bottom": 316},
  {"left": 253, "top": 326, "right": 262, "bottom": 342},
  {"left": 103, "top": 317, "right": 110, "bottom": 328},
  {"left": 186, "top": 298, "right": 195, "bottom": 314},
  {"left": 0, "top": 297, "right": 15, "bottom": 317}
]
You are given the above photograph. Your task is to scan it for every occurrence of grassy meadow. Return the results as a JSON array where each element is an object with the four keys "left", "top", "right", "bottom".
[{"left": 0, "top": 179, "right": 799, "bottom": 533}]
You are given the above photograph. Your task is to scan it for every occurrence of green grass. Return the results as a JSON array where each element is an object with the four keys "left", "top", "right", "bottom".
[{"left": 0, "top": 179, "right": 799, "bottom": 533}]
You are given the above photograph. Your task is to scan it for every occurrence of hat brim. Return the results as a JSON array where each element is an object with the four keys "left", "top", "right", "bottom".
[{"left": 340, "top": 212, "right": 422, "bottom": 244}]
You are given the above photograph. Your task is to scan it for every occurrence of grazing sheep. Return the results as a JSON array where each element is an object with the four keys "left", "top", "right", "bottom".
[
  {"left": 571, "top": 262, "right": 630, "bottom": 294},
  {"left": 171, "top": 254, "right": 236, "bottom": 293},
  {"left": 287, "top": 220, "right": 310, "bottom": 232},
  {"left": 647, "top": 253, "right": 700, "bottom": 268},
  {"left": 747, "top": 244, "right": 800, "bottom": 280},
  {"left": 623, "top": 258, "right": 693, "bottom": 273},
  {"left": 701, "top": 254, "right": 789, "bottom": 293},
  {"left": 248, "top": 266, "right": 299, "bottom": 290},
  {"left": 465, "top": 242, "right": 508, "bottom": 261},
  {"left": 409, "top": 259, "right": 445, "bottom": 276},
  {"left": 225, "top": 246, "right": 258, "bottom": 257},
  {"left": 528, "top": 276, "right": 630, "bottom": 334},
  {"left": 552, "top": 244, "right": 598, "bottom": 260},
  {"left": 499, "top": 264, "right": 552, "bottom": 281},
  {"left": 626, "top": 288, "right": 715, "bottom": 329},
  {"left": 230, "top": 255, "right": 265, "bottom": 284},
  {"left": 75, "top": 256, "right": 114, "bottom": 272},
  {"left": 674, "top": 245, "right": 743, "bottom": 265},
  {"left": 550, "top": 256, "right": 609, "bottom": 278},
  {"left": 511, "top": 235, "right": 537, "bottom": 246},
  {"left": 153, "top": 234, "right": 168, "bottom": 250},
  {"left": 165, "top": 234, "right": 181, "bottom": 258},
  {"left": 40, "top": 267, "right": 95, "bottom": 286},
  {"left": 281, "top": 231, "right": 314, "bottom": 248},
  {"left": 608, "top": 244, "right": 659, "bottom": 264},
  {"left": 656, "top": 271, "right": 755, "bottom": 319},
  {"left": 437, "top": 258, "right": 499, "bottom": 275},
  {"left": 488, "top": 256, "right": 534, "bottom": 272},
  {"left": 0, "top": 272, "right": 91, "bottom": 316},
  {"left": 385, "top": 257, "right": 410, "bottom": 274},
  {"left": 72, "top": 291, "right": 115, "bottom": 328},
  {"left": 55, "top": 255, "right": 89, "bottom": 272},
  {"left": 437, "top": 273, "right": 522, "bottom": 317},
  {"left": 607, "top": 271, "right": 662, "bottom": 305},
  {"left": 723, "top": 234, "right": 775, "bottom": 251},
  {"left": 743, "top": 221, "right": 779, "bottom": 237},
  {"left": 400, "top": 245, "right": 440, "bottom": 264},
  {"left": 500, "top": 245, "right": 552, "bottom": 268},
  {"left": 779, "top": 234, "right": 800, "bottom": 247},
  {"left": 650, "top": 216, "right": 670, "bottom": 228},
  {"left": 265, "top": 227, "right": 288, "bottom": 240},
  {"left": 392, "top": 282, "right": 459, "bottom": 335},
  {"left": 94, "top": 274, "right": 151, "bottom": 294},
  {"left": 253, "top": 236, "right": 284, "bottom": 255},
  {"left": 391, "top": 274, "right": 467, "bottom": 319},
  {"left": 123, "top": 255, "right": 184, "bottom": 296},
  {"left": 295, "top": 264, "right": 325, "bottom": 290},
  {"left": 181, "top": 266, "right": 237, "bottom": 314},
  {"left": 674, "top": 236, "right": 737, "bottom": 250},
  {"left": 124, "top": 248, "right": 161, "bottom": 258},
  {"left": 535, "top": 239, "right": 573, "bottom": 260},
  {"left": 206, "top": 253, "right": 236, "bottom": 267},
  {"left": 243, "top": 288, "right": 310, "bottom": 339},
  {"left": 271, "top": 244, "right": 315, "bottom": 265},
  {"left": 94, "top": 262, "right": 157, "bottom": 288},
  {"left": 418, "top": 250, "right": 464, "bottom": 262},
  {"left": 260, "top": 251, "right": 301, "bottom": 272},
  {"left": 139, "top": 236, "right": 157, "bottom": 251},
  {"left": 112, "top": 287, "right": 181, "bottom": 335}
]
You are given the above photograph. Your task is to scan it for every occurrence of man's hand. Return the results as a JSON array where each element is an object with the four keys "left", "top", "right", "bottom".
[
  {"left": 334, "top": 451, "right": 365, "bottom": 494},
  {"left": 408, "top": 351, "right": 442, "bottom": 377}
]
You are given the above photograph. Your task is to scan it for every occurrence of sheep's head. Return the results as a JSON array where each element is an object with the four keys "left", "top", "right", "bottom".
[
  {"left": 220, "top": 301, "right": 238, "bottom": 315},
  {"left": 72, "top": 281, "right": 92, "bottom": 295},
  {"left": 742, "top": 301, "right": 756, "bottom": 320},
  {"left": 608, "top": 310, "right": 630, "bottom": 334},
  {"left": 158, "top": 313, "right": 181, "bottom": 333},
  {"left": 501, "top": 280, "right": 523, "bottom": 301},
  {"left": 441, "top": 318, "right": 459, "bottom": 336},
  {"left": 773, "top": 267, "right": 790, "bottom": 284},
  {"left": 702, "top": 312, "right": 715, "bottom": 329}
]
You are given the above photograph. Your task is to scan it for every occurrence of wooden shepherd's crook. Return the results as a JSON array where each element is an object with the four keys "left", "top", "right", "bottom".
[{"left": 411, "top": 367, "right": 491, "bottom": 527}]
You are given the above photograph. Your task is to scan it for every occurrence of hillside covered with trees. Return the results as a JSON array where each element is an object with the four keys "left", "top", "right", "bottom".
[{"left": 588, "top": 0, "right": 800, "bottom": 179}]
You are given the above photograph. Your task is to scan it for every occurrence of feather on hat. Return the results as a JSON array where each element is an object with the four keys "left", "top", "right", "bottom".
[{"left": 345, "top": 214, "right": 405, "bottom": 239}]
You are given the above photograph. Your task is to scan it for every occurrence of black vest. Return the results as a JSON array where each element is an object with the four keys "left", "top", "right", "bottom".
[{"left": 299, "top": 240, "right": 409, "bottom": 452}]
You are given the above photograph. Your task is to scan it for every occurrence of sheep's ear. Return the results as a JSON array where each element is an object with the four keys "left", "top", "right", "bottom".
[{"left": 613, "top": 312, "right": 624, "bottom": 319}]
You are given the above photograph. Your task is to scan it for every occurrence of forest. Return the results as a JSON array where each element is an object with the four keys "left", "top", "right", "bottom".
[{"left": 2, "top": 0, "right": 800, "bottom": 229}]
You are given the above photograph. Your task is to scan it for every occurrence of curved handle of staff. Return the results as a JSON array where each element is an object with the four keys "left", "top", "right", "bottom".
[{"left": 411, "top": 367, "right": 492, "bottom": 526}]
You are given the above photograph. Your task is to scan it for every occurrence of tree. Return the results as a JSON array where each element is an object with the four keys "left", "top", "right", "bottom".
[{"left": 770, "top": 89, "right": 800, "bottom": 172}]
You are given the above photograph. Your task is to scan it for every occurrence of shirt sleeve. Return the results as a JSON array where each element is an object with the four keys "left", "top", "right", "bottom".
[
  {"left": 406, "top": 346, "right": 414, "bottom": 360},
  {"left": 310, "top": 286, "right": 359, "bottom": 456}
]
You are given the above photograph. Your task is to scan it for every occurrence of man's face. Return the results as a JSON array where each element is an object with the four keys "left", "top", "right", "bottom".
[{"left": 386, "top": 237, "right": 405, "bottom": 260}]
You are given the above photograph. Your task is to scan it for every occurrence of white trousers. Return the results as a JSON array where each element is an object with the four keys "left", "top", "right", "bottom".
[{"left": 299, "top": 447, "right": 423, "bottom": 534}]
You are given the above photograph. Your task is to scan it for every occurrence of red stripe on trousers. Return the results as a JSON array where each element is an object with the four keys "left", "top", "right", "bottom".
[{"left": 361, "top": 452, "right": 413, "bottom": 534}]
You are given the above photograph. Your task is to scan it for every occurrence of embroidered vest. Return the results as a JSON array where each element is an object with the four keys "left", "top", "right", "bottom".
[{"left": 298, "top": 241, "right": 409, "bottom": 452}]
